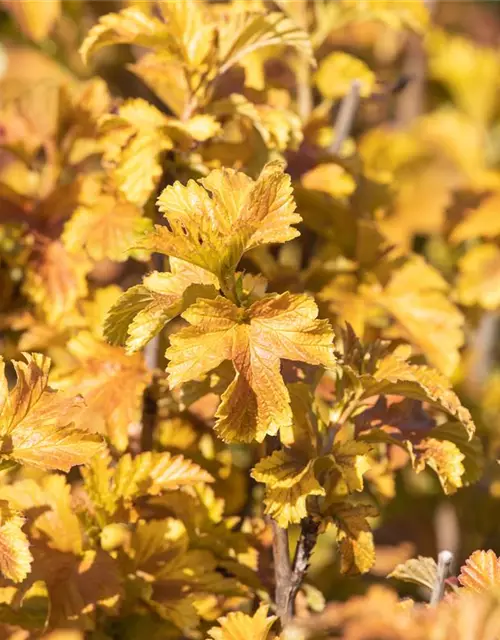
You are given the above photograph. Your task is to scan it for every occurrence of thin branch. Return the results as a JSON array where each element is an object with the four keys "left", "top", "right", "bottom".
[
  {"left": 296, "top": 58, "right": 313, "bottom": 123},
  {"left": 270, "top": 517, "right": 293, "bottom": 626},
  {"left": 289, "top": 516, "right": 320, "bottom": 608},
  {"left": 329, "top": 79, "right": 362, "bottom": 155},
  {"left": 430, "top": 550, "right": 454, "bottom": 606}
]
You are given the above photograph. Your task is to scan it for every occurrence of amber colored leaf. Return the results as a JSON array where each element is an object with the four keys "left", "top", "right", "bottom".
[
  {"left": 23, "top": 239, "right": 91, "bottom": 325},
  {"left": 415, "top": 438, "right": 465, "bottom": 494},
  {"left": 0, "top": 501, "right": 32, "bottom": 583},
  {"left": 0, "top": 474, "right": 83, "bottom": 555},
  {"left": 388, "top": 555, "right": 437, "bottom": 592},
  {"left": 376, "top": 256, "right": 464, "bottom": 376},
  {"left": 363, "top": 347, "right": 475, "bottom": 439},
  {"left": 207, "top": 604, "right": 277, "bottom": 640},
  {"left": 0, "top": 353, "right": 103, "bottom": 472},
  {"left": 54, "top": 332, "right": 151, "bottom": 452},
  {"left": 142, "top": 161, "right": 300, "bottom": 285},
  {"left": 1, "top": 0, "right": 61, "bottom": 42},
  {"left": 167, "top": 293, "right": 336, "bottom": 442},
  {"left": 330, "top": 502, "right": 377, "bottom": 575},
  {"left": 458, "top": 550, "right": 500, "bottom": 593},
  {"left": 329, "top": 441, "right": 372, "bottom": 494},
  {"left": 252, "top": 450, "right": 325, "bottom": 527},
  {"left": 99, "top": 99, "right": 174, "bottom": 206},
  {"left": 80, "top": 7, "right": 171, "bottom": 65},
  {"left": 431, "top": 421, "right": 484, "bottom": 486},
  {"left": 218, "top": 10, "right": 315, "bottom": 74},
  {"left": 104, "top": 258, "right": 218, "bottom": 353},
  {"left": 456, "top": 243, "right": 500, "bottom": 310},
  {"left": 82, "top": 449, "right": 213, "bottom": 519},
  {"left": 31, "top": 543, "right": 122, "bottom": 630},
  {"left": 63, "top": 187, "right": 151, "bottom": 263}
]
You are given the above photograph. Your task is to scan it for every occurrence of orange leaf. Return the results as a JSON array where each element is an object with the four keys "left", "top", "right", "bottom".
[
  {"left": 167, "top": 293, "right": 336, "bottom": 442},
  {"left": 458, "top": 550, "right": 500, "bottom": 593}
]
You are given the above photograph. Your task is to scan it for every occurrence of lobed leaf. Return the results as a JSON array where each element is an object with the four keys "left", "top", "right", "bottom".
[
  {"left": 104, "top": 259, "right": 218, "bottom": 353},
  {"left": 142, "top": 161, "right": 300, "bottom": 285},
  {"left": 167, "top": 292, "right": 336, "bottom": 442},
  {"left": 207, "top": 604, "right": 277, "bottom": 640},
  {"left": 0, "top": 354, "right": 103, "bottom": 472},
  {"left": 458, "top": 550, "right": 500, "bottom": 593},
  {"left": 0, "top": 502, "right": 32, "bottom": 583}
]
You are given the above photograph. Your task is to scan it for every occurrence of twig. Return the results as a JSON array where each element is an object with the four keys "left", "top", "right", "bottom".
[
  {"left": 395, "top": 0, "right": 437, "bottom": 126},
  {"left": 434, "top": 502, "right": 460, "bottom": 561},
  {"left": 269, "top": 515, "right": 320, "bottom": 628},
  {"left": 289, "top": 517, "right": 320, "bottom": 608},
  {"left": 329, "top": 79, "right": 362, "bottom": 155},
  {"left": 430, "top": 550, "right": 454, "bottom": 606},
  {"left": 296, "top": 58, "right": 313, "bottom": 123},
  {"left": 270, "top": 517, "right": 293, "bottom": 625}
]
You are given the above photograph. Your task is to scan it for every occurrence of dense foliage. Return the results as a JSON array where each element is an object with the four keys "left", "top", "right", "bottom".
[{"left": 1, "top": 0, "right": 500, "bottom": 638}]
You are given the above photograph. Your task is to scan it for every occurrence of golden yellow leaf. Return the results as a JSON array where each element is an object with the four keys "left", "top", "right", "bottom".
[
  {"left": 376, "top": 256, "right": 464, "bottom": 376},
  {"left": 144, "top": 161, "right": 300, "bottom": 286},
  {"left": 157, "top": 0, "right": 216, "bottom": 69},
  {"left": 364, "top": 349, "right": 475, "bottom": 438},
  {"left": 0, "top": 502, "right": 32, "bottom": 583},
  {"left": 330, "top": 502, "right": 377, "bottom": 575},
  {"left": 458, "top": 550, "right": 500, "bottom": 593},
  {"left": 428, "top": 29, "right": 500, "bottom": 125},
  {"left": 456, "top": 244, "right": 500, "bottom": 310},
  {"left": 207, "top": 604, "right": 277, "bottom": 640},
  {"left": 342, "top": 0, "right": 429, "bottom": 32},
  {"left": 99, "top": 99, "right": 174, "bottom": 206},
  {"left": 315, "top": 52, "right": 375, "bottom": 100},
  {"left": 23, "top": 240, "right": 91, "bottom": 326},
  {"left": 167, "top": 293, "right": 336, "bottom": 442},
  {"left": 0, "top": 353, "right": 103, "bottom": 472},
  {"left": 301, "top": 163, "right": 356, "bottom": 198},
  {"left": 414, "top": 438, "right": 464, "bottom": 494},
  {"left": 104, "top": 258, "right": 219, "bottom": 353},
  {"left": 82, "top": 449, "right": 213, "bottom": 520},
  {"left": 1, "top": 0, "right": 61, "bottom": 42},
  {"left": 82, "top": 286, "right": 122, "bottom": 340},
  {"left": 54, "top": 332, "right": 151, "bottom": 452},
  {"left": 451, "top": 193, "right": 500, "bottom": 245},
  {"left": 0, "top": 475, "right": 83, "bottom": 555},
  {"left": 63, "top": 184, "right": 151, "bottom": 263},
  {"left": 80, "top": 7, "right": 171, "bottom": 65},
  {"left": 329, "top": 440, "right": 373, "bottom": 494},
  {"left": 218, "top": 9, "right": 314, "bottom": 73},
  {"left": 252, "top": 450, "right": 325, "bottom": 527},
  {"left": 252, "top": 449, "right": 313, "bottom": 488}
]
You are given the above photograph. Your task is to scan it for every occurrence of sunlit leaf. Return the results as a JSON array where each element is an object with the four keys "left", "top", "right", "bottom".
[
  {"left": 0, "top": 353, "right": 103, "bottom": 471},
  {"left": 167, "top": 293, "right": 336, "bottom": 442}
]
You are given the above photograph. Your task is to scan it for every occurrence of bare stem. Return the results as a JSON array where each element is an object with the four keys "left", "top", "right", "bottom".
[
  {"left": 269, "top": 515, "right": 320, "bottom": 628},
  {"left": 330, "top": 80, "right": 361, "bottom": 155},
  {"left": 297, "top": 57, "right": 313, "bottom": 123},
  {"left": 430, "top": 550, "right": 454, "bottom": 606},
  {"left": 270, "top": 518, "right": 293, "bottom": 625},
  {"left": 289, "top": 517, "right": 320, "bottom": 606}
]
